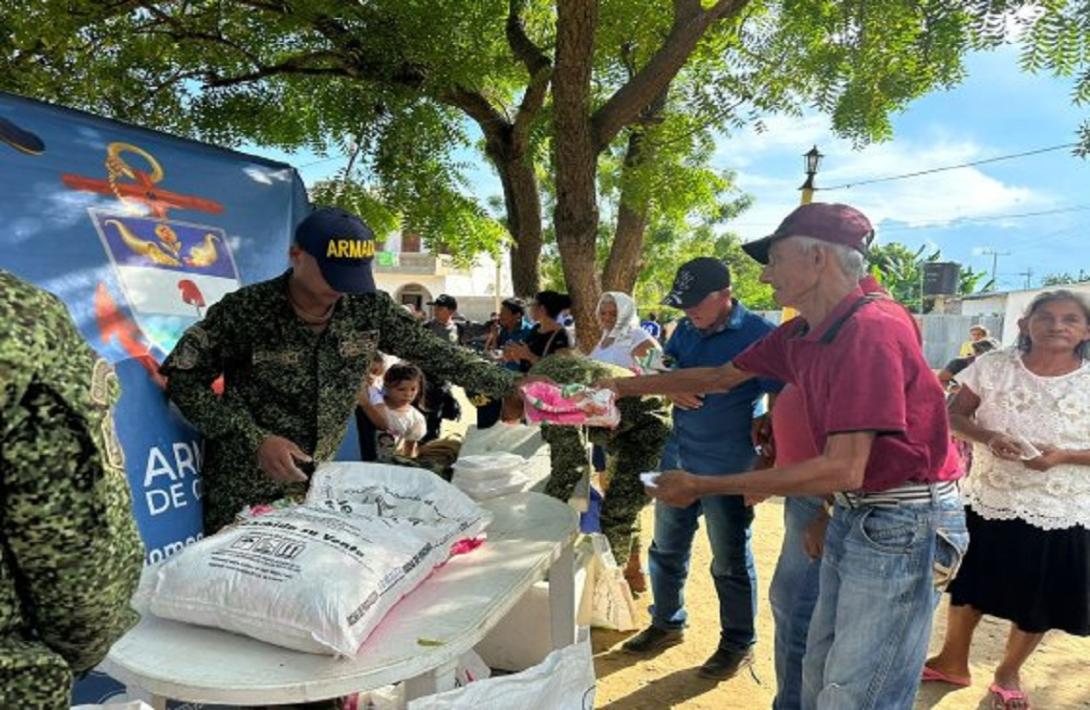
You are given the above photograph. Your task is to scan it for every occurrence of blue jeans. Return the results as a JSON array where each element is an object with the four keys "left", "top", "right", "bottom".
[
  {"left": 648, "top": 471, "right": 758, "bottom": 652},
  {"left": 801, "top": 498, "right": 968, "bottom": 710},
  {"left": 770, "top": 496, "right": 824, "bottom": 710}
]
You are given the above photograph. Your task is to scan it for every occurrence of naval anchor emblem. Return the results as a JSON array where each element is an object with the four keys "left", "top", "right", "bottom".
[{"left": 63, "top": 142, "right": 242, "bottom": 357}]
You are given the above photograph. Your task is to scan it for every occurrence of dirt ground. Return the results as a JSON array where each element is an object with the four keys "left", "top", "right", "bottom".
[{"left": 591, "top": 501, "right": 1090, "bottom": 709}]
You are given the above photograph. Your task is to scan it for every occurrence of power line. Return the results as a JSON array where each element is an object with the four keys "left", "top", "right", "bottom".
[
  {"left": 820, "top": 142, "right": 1078, "bottom": 191},
  {"left": 730, "top": 203, "right": 1090, "bottom": 232},
  {"left": 877, "top": 204, "right": 1090, "bottom": 232},
  {"left": 298, "top": 154, "right": 347, "bottom": 169}
]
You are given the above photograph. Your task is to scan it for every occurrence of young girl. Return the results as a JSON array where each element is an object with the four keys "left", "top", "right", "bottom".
[{"left": 360, "top": 363, "right": 428, "bottom": 460}]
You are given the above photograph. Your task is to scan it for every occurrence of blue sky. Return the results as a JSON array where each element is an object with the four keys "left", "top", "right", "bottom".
[
  {"left": 714, "top": 46, "right": 1090, "bottom": 291},
  {"left": 258, "top": 46, "right": 1089, "bottom": 292}
]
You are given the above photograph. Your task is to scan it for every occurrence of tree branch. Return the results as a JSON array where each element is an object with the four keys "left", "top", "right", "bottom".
[
  {"left": 506, "top": 0, "right": 551, "bottom": 75},
  {"left": 591, "top": 0, "right": 749, "bottom": 153},
  {"left": 306, "top": 12, "right": 428, "bottom": 88},
  {"left": 506, "top": 0, "right": 553, "bottom": 147},
  {"left": 201, "top": 58, "right": 352, "bottom": 88},
  {"left": 444, "top": 87, "right": 511, "bottom": 132}
]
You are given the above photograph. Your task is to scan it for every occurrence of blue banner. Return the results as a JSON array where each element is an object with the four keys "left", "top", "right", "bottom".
[{"left": 0, "top": 92, "right": 354, "bottom": 705}]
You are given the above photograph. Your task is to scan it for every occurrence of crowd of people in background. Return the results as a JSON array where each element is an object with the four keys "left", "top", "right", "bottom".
[{"left": 458, "top": 203, "right": 1083, "bottom": 710}]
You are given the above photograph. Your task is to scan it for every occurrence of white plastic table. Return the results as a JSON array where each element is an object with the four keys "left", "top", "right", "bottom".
[{"left": 105, "top": 492, "right": 579, "bottom": 708}]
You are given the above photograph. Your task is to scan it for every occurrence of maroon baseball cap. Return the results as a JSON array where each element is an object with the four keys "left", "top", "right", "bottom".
[{"left": 741, "top": 203, "right": 874, "bottom": 265}]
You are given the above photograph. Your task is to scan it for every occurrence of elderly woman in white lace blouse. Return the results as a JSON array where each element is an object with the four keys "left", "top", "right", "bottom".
[{"left": 923, "top": 290, "right": 1090, "bottom": 710}]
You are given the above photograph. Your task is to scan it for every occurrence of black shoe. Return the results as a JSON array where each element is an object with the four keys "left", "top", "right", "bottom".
[
  {"left": 697, "top": 646, "right": 754, "bottom": 680},
  {"left": 622, "top": 625, "right": 684, "bottom": 654}
]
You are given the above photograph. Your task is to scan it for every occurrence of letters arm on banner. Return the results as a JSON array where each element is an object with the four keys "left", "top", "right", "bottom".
[
  {"left": 162, "top": 298, "right": 269, "bottom": 454},
  {"left": 375, "top": 293, "right": 517, "bottom": 399}
]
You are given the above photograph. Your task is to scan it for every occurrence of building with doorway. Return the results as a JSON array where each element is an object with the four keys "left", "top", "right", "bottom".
[{"left": 372, "top": 232, "right": 513, "bottom": 322}]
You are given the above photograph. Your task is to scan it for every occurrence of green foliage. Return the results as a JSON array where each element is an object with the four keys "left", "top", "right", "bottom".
[
  {"left": 0, "top": 0, "right": 523, "bottom": 257},
  {"left": 1, "top": 0, "right": 1069, "bottom": 292},
  {"left": 1041, "top": 270, "right": 1090, "bottom": 286},
  {"left": 967, "top": 0, "right": 1090, "bottom": 154}
]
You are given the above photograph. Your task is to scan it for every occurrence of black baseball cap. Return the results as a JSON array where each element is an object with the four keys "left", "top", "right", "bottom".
[
  {"left": 661, "top": 257, "right": 732, "bottom": 309},
  {"left": 294, "top": 206, "right": 376, "bottom": 294},
  {"left": 427, "top": 294, "right": 458, "bottom": 310}
]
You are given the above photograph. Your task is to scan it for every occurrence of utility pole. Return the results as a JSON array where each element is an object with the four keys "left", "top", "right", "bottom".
[
  {"left": 980, "top": 248, "right": 1010, "bottom": 290},
  {"left": 1017, "top": 267, "right": 1034, "bottom": 290}
]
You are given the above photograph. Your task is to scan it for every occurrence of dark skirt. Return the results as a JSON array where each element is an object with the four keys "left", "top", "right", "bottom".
[{"left": 948, "top": 507, "right": 1090, "bottom": 635}]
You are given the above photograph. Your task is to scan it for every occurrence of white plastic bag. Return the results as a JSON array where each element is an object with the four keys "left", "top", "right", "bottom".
[
  {"left": 452, "top": 453, "right": 527, "bottom": 481},
  {"left": 577, "top": 534, "right": 639, "bottom": 631},
  {"left": 451, "top": 453, "right": 530, "bottom": 501},
  {"left": 408, "top": 634, "right": 595, "bottom": 709},
  {"left": 148, "top": 464, "right": 490, "bottom": 656}
]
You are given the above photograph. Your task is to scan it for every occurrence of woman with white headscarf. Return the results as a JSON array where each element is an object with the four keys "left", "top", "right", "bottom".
[
  {"left": 589, "top": 291, "right": 661, "bottom": 371},
  {"left": 587, "top": 291, "right": 663, "bottom": 593}
]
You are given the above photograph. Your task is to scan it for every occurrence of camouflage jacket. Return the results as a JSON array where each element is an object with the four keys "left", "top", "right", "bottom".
[
  {"left": 0, "top": 271, "right": 144, "bottom": 709},
  {"left": 161, "top": 271, "right": 517, "bottom": 532}
]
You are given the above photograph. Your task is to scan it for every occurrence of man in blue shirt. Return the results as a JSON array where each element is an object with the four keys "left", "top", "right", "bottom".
[
  {"left": 640, "top": 312, "right": 663, "bottom": 341},
  {"left": 623, "top": 257, "right": 780, "bottom": 681},
  {"left": 472, "top": 297, "right": 532, "bottom": 428}
]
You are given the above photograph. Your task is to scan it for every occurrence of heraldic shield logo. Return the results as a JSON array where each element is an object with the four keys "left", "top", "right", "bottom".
[{"left": 66, "top": 141, "right": 241, "bottom": 355}]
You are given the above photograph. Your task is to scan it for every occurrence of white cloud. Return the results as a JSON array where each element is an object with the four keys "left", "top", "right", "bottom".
[{"left": 717, "top": 113, "right": 1052, "bottom": 243}]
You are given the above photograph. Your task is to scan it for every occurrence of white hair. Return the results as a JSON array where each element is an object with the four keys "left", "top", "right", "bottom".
[{"left": 788, "top": 235, "right": 867, "bottom": 281}]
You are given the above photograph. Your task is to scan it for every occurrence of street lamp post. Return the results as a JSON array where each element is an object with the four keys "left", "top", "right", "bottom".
[
  {"left": 781, "top": 146, "right": 824, "bottom": 323},
  {"left": 800, "top": 145, "right": 823, "bottom": 205}
]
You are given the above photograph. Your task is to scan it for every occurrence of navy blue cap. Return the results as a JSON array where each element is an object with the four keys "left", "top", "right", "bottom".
[
  {"left": 294, "top": 206, "right": 377, "bottom": 294},
  {"left": 661, "top": 257, "right": 732, "bottom": 309}
]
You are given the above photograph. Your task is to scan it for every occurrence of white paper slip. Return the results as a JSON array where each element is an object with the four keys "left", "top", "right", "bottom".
[
  {"left": 1012, "top": 435, "right": 1042, "bottom": 460},
  {"left": 640, "top": 472, "right": 660, "bottom": 488}
]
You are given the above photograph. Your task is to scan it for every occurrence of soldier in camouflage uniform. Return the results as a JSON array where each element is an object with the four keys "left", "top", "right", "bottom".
[
  {"left": 161, "top": 208, "right": 517, "bottom": 533},
  {"left": 529, "top": 354, "right": 670, "bottom": 563},
  {"left": 0, "top": 271, "right": 144, "bottom": 709}
]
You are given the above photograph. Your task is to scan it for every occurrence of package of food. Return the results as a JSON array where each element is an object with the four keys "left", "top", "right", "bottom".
[{"left": 519, "top": 382, "right": 621, "bottom": 428}]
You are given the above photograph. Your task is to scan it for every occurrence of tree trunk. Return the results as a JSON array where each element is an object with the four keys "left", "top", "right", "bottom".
[
  {"left": 602, "top": 201, "right": 647, "bottom": 294},
  {"left": 489, "top": 141, "right": 543, "bottom": 297},
  {"left": 552, "top": 0, "right": 601, "bottom": 351},
  {"left": 602, "top": 130, "right": 651, "bottom": 294}
]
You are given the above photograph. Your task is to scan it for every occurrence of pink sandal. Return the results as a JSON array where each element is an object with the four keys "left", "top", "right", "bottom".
[
  {"left": 921, "top": 664, "right": 972, "bottom": 688},
  {"left": 989, "top": 682, "right": 1031, "bottom": 709}
]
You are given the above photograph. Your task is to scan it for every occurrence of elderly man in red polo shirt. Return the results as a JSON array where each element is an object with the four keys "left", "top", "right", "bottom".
[{"left": 600, "top": 203, "right": 968, "bottom": 710}]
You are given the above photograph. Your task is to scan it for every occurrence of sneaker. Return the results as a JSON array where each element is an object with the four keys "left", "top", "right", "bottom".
[
  {"left": 697, "top": 647, "right": 754, "bottom": 680},
  {"left": 622, "top": 625, "right": 684, "bottom": 654}
]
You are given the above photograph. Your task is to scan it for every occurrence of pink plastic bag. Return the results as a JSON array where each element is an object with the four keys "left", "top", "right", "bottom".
[{"left": 520, "top": 382, "right": 621, "bottom": 428}]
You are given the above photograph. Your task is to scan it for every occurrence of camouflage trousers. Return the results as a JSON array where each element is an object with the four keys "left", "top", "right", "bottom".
[{"left": 530, "top": 355, "right": 670, "bottom": 561}]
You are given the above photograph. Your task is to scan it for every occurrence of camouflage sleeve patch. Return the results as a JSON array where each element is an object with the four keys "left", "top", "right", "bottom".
[{"left": 162, "top": 296, "right": 268, "bottom": 452}]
